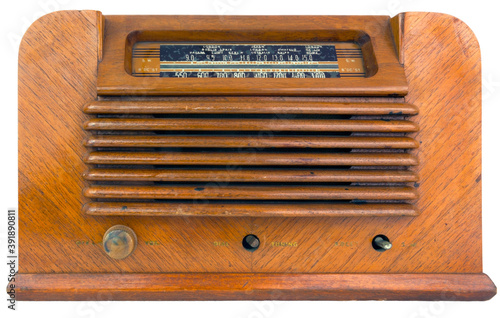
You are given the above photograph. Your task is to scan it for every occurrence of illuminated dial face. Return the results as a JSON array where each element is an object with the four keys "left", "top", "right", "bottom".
[{"left": 132, "top": 42, "right": 365, "bottom": 78}]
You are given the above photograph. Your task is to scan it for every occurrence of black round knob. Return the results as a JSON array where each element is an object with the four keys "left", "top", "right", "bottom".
[
  {"left": 372, "top": 234, "right": 392, "bottom": 252},
  {"left": 242, "top": 234, "right": 260, "bottom": 251}
]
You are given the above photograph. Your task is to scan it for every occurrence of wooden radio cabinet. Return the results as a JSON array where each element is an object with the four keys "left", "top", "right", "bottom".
[{"left": 14, "top": 10, "right": 496, "bottom": 300}]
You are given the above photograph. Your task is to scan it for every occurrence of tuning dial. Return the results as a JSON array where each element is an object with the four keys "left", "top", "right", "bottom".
[{"left": 103, "top": 225, "right": 137, "bottom": 260}]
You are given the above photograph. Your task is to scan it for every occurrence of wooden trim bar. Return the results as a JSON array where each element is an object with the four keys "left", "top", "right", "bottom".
[
  {"left": 84, "top": 185, "right": 418, "bottom": 200},
  {"left": 83, "top": 118, "right": 419, "bottom": 132},
  {"left": 84, "top": 101, "right": 419, "bottom": 115},
  {"left": 83, "top": 202, "right": 419, "bottom": 217},
  {"left": 12, "top": 273, "right": 496, "bottom": 301},
  {"left": 84, "top": 135, "right": 419, "bottom": 149},
  {"left": 84, "top": 152, "right": 418, "bottom": 166},
  {"left": 83, "top": 168, "right": 419, "bottom": 182}
]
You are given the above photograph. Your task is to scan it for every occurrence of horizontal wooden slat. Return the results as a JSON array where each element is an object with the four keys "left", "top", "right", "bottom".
[
  {"left": 83, "top": 202, "right": 419, "bottom": 217},
  {"left": 84, "top": 185, "right": 418, "bottom": 200},
  {"left": 84, "top": 101, "right": 419, "bottom": 115},
  {"left": 84, "top": 135, "right": 419, "bottom": 148},
  {"left": 84, "top": 152, "right": 418, "bottom": 166},
  {"left": 83, "top": 168, "right": 419, "bottom": 183},
  {"left": 83, "top": 118, "right": 419, "bottom": 132},
  {"left": 14, "top": 273, "right": 496, "bottom": 301}
]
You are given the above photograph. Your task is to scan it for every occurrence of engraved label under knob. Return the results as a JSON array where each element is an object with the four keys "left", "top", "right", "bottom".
[{"left": 103, "top": 225, "right": 137, "bottom": 260}]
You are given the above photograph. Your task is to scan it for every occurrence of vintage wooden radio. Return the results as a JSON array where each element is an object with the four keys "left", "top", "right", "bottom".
[{"left": 14, "top": 10, "right": 496, "bottom": 300}]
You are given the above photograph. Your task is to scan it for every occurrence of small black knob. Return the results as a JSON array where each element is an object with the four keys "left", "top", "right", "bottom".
[
  {"left": 372, "top": 234, "right": 392, "bottom": 252},
  {"left": 242, "top": 234, "right": 260, "bottom": 251}
]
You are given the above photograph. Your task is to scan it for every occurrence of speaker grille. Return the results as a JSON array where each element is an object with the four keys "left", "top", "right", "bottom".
[{"left": 83, "top": 98, "right": 419, "bottom": 217}]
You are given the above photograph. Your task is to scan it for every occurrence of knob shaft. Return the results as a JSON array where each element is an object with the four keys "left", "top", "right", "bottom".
[
  {"left": 374, "top": 236, "right": 392, "bottom": 250},
  {"left": 103, "top": 225, "right": 137, "bottom": 260}
]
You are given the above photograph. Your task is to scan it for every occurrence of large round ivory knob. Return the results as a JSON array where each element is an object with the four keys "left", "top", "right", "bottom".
[{"left": 103, "top": 225, "right": 137, "bottom": 260}]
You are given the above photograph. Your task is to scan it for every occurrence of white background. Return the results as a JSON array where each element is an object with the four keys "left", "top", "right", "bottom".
[{"left": 1, "top": 0, "right": 499, "bottom": 317}]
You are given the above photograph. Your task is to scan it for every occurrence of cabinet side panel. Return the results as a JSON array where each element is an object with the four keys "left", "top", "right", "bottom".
[
  {"left": 18, "top": 10, "right": 99, "bottom": 273},
  {"left": 396, "top": 12, "right": 482, "bottom": 271}
]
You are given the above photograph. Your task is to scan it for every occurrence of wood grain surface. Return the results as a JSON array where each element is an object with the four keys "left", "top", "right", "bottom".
[
  {"left": 14, "top": 273, "right": 496, "bottom": 301},
  {"left": 15, "top": 11, "right": 496, "bottom": 300}
]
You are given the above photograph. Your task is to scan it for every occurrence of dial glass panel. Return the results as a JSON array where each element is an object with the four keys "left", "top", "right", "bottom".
[{"left": 132, "top": 42, "right": 365, "bottom": 78}]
